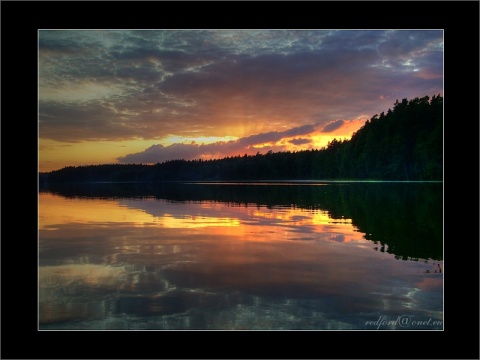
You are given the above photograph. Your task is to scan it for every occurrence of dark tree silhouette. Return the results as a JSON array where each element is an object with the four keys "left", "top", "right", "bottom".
[{"left": 40, "top": 95, "right": 443, "bottom": 184}]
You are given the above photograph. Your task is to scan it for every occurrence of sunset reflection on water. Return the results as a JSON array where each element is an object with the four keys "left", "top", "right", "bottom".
[{"left": 39, "top": 183, "right": 443, "bottom": 330}]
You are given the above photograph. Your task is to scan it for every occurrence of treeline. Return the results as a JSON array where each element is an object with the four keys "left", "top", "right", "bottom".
[{"left": 41, "top": 95, "right": 443, "bottom": 183}]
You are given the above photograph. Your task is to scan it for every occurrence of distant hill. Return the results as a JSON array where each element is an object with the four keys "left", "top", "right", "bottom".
[{"left": 40, "top": 95, "right": 443, "bottom": 183}]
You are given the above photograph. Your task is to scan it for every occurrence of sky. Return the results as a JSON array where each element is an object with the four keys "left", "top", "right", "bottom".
[{"left": 39, "top": 30, "right": 443, "bottom": 172}]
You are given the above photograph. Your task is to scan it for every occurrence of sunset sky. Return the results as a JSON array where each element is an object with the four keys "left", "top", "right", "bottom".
[{"left": 39, "top": 30, "right": 443, "bottom": 172}]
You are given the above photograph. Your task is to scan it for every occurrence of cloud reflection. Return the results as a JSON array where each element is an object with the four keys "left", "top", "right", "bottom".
[{"left": 39, "top": 191, "right": 442, "bottom": 329}]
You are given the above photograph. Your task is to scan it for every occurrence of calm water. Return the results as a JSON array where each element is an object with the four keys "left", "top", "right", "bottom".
[{"left": 39, "top": 182, "right": 443, "bottom": 330}]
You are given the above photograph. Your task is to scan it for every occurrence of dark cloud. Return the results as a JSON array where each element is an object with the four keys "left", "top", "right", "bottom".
[
  {"left": 237, "top": 124, "right": 318, "bottom": 147},
  {"left": 288, "top": 138, "right": 312, "bottom": 146},
  {"left": 118, "top": 144, "right": 197, "bottom": 163},
  {"left": 118, "top": 142, "right": 241, "bottom": 164},
  {"left": 118, "top": 123, "right": 318, "bottom": 164},
  {"left": 378, "top": 30, "right": 443, "bottom": 59},
  {"left": 39, "top": 30, "right": 443, "bottom": 145},
  {"left": 322, "top": 120, "right": 345, "bottom": 133},
  {"left": 39, "top": 100, "right": 140, "bottom": 141}
]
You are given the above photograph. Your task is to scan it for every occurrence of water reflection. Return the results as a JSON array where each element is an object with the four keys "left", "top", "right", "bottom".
[
  {"left": 42, "top": 182, "right": 443, "bottom": 260},
  {"left": 39, "top": 182, "right": 443, "bottom": 330}
]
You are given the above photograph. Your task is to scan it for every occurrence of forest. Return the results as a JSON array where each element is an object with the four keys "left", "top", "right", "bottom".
[{"left": 40, "top": 95, "right": 443, "bottom": 183}]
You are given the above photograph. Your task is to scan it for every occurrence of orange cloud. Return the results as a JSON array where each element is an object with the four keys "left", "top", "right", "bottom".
[{"left": 116, "top": 119, "right": 367, "bottom": 165}]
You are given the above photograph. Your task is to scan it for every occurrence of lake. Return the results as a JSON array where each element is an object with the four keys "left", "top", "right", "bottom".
[{"left": 38, "top": 181, "right": 443, "bottom": 330}]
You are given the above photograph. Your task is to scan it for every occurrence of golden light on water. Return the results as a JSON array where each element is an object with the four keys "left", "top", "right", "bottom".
[
  {"left": 161, "top": 214, "right": 241, "bottom": 228},
  {"left": 39, "top": 193, "right": 154, "bottom": 230},
  {"left": 38, "top": 185, "right": 443, "bottom": 330},
  {"left": 39, "top": 192, "right": 364, "bottom": 244}
]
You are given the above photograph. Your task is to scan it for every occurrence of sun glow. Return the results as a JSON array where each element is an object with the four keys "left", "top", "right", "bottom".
[
  {"left": 39, "top": 117, "right": 367, "bottom": 172},
  {"left": 39, "top": 138, "right": 161, "bottom": 172},
  {"left": 161, "top": 135, "right": 239, "bottom": 145}
]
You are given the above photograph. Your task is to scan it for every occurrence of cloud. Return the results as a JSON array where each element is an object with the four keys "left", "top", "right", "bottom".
[
  {"left": 288, "top": 138, "right": 312, "bottom": 146},
  {"left": 39, "top": 100, "right": 138, "bottom": 142},
  {"left": 39, "top": 30, "right": 443, "bottom": 144},
  {"left": 322, "top": 120, "right": 345, "bottom": 133},
  {"left": 119, "top": 144, "right": 200, "bottom": 163},
  {"left": 377, "top": 30, "right": 443, "bottom": 59},
  {"left": 237, "top": 124, "right": 319, "bottom": 146},
  {"left": 118, "top": 123, "right": 320, "bottom": 164}
]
